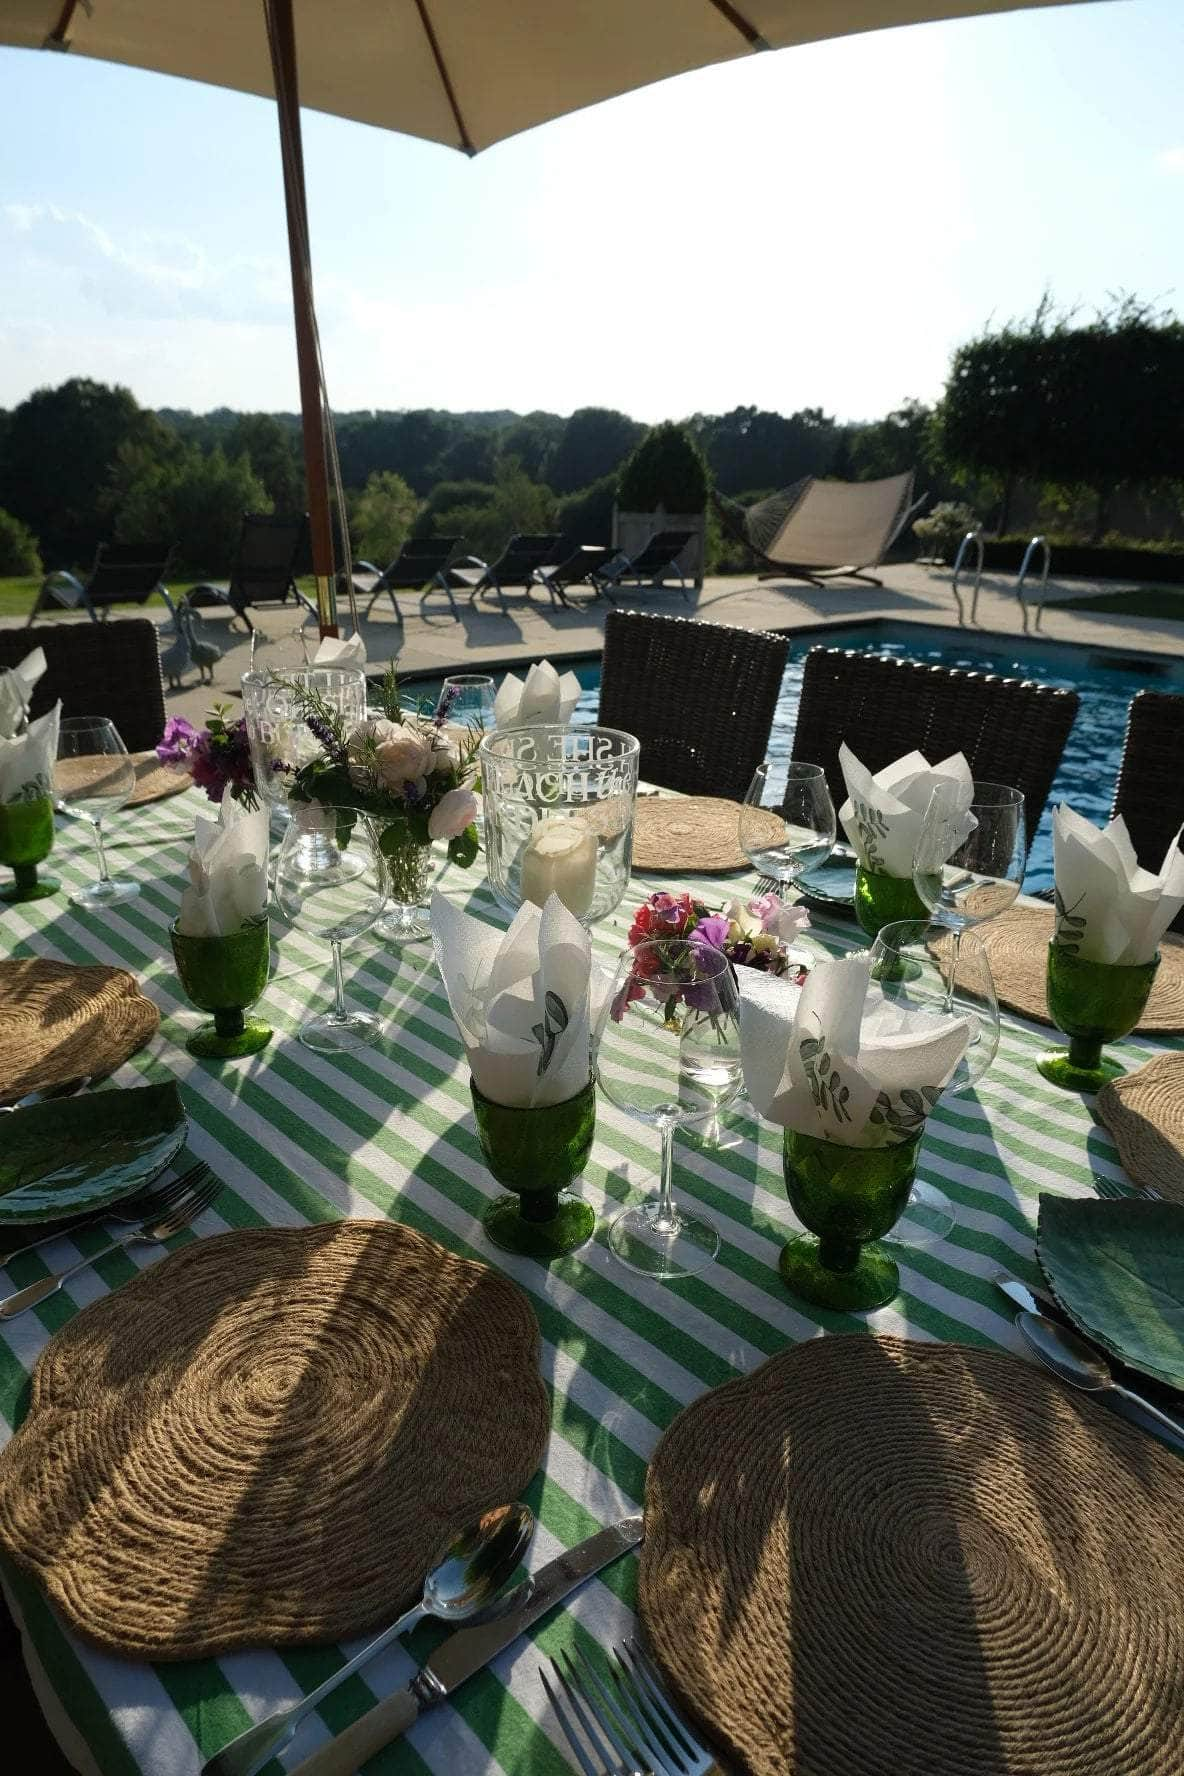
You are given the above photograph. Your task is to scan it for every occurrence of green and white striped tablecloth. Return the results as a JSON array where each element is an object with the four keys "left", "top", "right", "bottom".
[{"left": 1, "top": 792, "right": 1178, "bottom": 1776}]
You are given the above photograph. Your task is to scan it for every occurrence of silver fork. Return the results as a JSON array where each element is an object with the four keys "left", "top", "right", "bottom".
[
  {"left": 0, "top": 1168, "right": 221, "bottom": 1319},
  {"left": 1095, "top": 1176, "right": 1164, "bottom": 1202},
  {"left": 543, "top": 1641, "right": 713, "bottom": 1776},
  {"left": 0, "top": 1161, "right": 212, "bottom": 1268}
]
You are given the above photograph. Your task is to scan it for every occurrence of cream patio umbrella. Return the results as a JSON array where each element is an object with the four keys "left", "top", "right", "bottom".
[{"left": 4, "top": 0, "right": 1087, "bottom": 633}]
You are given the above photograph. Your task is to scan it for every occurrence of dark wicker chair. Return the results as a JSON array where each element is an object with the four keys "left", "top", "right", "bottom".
[
  {"left": 1111, "top": 689, "right": 1184, "bottom": 931},
  {"left": 186, "top": 512, "right": 311, "bottom": 632},
  {"left": 791, "top": 646, "right": 1080, "bottom": 846},
  {"left": 598, "top": 610, "right": 789, "bottom": 800},
  {"left": 28, "top": 542, "right": 178, "bottom": 625},
  {"left": 0, "top": 620, "right": 167, "bottom": 752}
]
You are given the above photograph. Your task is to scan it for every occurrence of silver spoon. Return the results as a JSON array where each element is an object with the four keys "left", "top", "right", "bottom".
[
  {"left": 1017, "top": 1310, "right": 1184, "bottom": 1441},
  {"left": 202, "top": 1502, "right": 535, "bottom": 1776}
]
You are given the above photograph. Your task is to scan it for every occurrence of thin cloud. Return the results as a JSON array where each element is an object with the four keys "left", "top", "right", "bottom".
[{"left": 1157, "top": 147, "right": 1184, "bottom": 174}]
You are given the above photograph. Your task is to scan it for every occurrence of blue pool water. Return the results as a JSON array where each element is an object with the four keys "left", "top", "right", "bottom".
[{"left": 410, "top": 623, "right": 1184, "bottom": 892}]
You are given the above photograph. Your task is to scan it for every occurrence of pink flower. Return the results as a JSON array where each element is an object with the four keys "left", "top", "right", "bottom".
[
  {"left": 373, "top": 727, "right": 432, "bottom": 792},
  {"left": 428, "top": 785, "right": 478, "bottom": 840}
]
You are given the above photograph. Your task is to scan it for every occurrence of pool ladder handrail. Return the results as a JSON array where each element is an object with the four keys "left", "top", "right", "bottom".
[
  {"left": 951, "top": 530, "right": 984, "bottom": 625},
  {"left": 1016, "top": 536, "right": 1051, "bottom": 634}
]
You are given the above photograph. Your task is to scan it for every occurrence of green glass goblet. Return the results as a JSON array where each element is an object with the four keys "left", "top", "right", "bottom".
[
  {"left": 0, "top": 796, "right": 60, "bottom": 903},
  {"left": 170, "top": 915, "right": 273, "bottom": 1059},
  {"left": 471, "top": 1079, "right": 596, "bottom": 1259},
  {"left": 778, "top": 1126, "right": 924, "bottom": 1312},
  {"left": 1036, "top": 941, "right": 1160, "bottom": 1092},
  {"left": 854, "top": 865, "right": 929, "bottom": 941}
]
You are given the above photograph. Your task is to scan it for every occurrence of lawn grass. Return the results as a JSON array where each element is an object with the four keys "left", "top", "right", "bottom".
[
  {"left": 0, "top": 576, "right": 320, "bottom": 619},
  {"left": 1052, "top": 585, "right": 1184, "bottom": 621}
]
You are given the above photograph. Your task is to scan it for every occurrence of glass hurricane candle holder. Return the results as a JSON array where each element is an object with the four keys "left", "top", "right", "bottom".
[
  {"left": 778, "top": 1126, "right": 924, "bottom": 1312},
  {"left": 1036, "top": 941, "right": 1160, "bottom": 1092},
  {"left": 170, "top": 915, "right": 273, "bottom": 1059},
  {"left": 0, "top": 795, "right": 59, "bottom": 902},
  {"left": 241, "top": 667, "right": 367, "bottom": 817},
  {"left": 480, "top": 725, "right": 639, "bottom": 925},
  {"left": 854, "top": 865, "right": 930, "bottom": 940},
  {"left": 470, "top": 1079, "right": 596, "bottom": 1258}
]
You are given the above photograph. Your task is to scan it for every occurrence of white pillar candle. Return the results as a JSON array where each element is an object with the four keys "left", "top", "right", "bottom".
[{"left": 520, "top": 816, "right": 598, "bottom": 917}]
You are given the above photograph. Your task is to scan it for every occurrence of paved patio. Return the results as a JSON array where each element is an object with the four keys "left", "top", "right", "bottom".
[{"left": 6, "top": 561, "right": 1182, "bottom": 727}]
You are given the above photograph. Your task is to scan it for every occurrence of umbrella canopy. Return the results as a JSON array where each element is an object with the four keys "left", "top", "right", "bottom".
[{"left": 5, "top": 0, "right": 1088, "bottom": 632}]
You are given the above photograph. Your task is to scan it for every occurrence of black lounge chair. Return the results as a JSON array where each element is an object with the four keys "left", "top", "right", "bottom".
[
  {"left": 451, "top": 534, "right": 565, "bottom": 617},
  {"left": 0, "top": 620, "right": 166, "bottom": 751},
  {"left": 597, "top": 529, "right": 696, "bottom": 603},
  {"left": 29, "top": 542, "right": 179, "bottom": 626},
  {"left": 353, "top": 536, "right": 465, "bottom": 624},
  {"left": 532, "top": 544, "right": 620, "bottom": 608},
  {"left": 185, "top": 513, "right": 312, "bottom": 633}
]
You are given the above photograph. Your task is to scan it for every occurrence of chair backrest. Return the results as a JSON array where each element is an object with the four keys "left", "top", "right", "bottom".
[
  {"left": 765, "top": 473, "right": 914, "bottom": 570},
  {"left": 230, "top": 513, "right": 308, "bottom": 602},
  {"left": 488, "top": 534, "right": 564, "bottom": 584},
  {"left": 1111, "top": 689, "right": 1184, "bottom": 930},
  {"left": 85, "top": 542, "right": 177, "bottom": 608},
  {"left": 0, "top": 620, "right": 167, "bottom": 752},
  {"left": 385, "top": 535, "right": 463, "bottom": 587},
  {"left": 598, "top": 610, "right": 789, "bottom": 800},
  {"left": 792, "top": 646, "right": 1079, "bottom": 845},
  {"left": 628, "top": 529, "right": 696, "bottom": 571}
]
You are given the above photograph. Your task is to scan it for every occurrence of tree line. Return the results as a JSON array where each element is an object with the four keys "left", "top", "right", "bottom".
[{"left": 0, "top": 294, "right": 1180, "bottom": 579}]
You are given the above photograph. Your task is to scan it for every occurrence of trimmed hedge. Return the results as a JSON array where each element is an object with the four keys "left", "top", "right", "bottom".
[{"left": 980, "top": 538, "right": 1184, "bottom": 585}]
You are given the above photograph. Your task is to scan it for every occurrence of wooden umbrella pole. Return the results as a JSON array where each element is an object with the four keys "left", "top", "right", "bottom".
[{"left": 265, "top": 0, "right": 337, "bottom": 637}]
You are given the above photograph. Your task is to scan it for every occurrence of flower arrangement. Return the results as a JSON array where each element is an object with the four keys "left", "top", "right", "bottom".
[
  {"left": 156, "top": 708, "right": 257, "bottom": 808},
  {"left": 613, "top": 890, "right": 810, "bottom": 1021},
  {"left": 283, "top": 668, "right": 481, "bottom": 872}
]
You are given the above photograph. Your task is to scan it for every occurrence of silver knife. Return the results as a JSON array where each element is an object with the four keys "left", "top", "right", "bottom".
[
  {"left": 285, "top": 1515, "right": 643, "bottom": 1776},
  {"left": 993, "top": 1271, "right": 1064, "bottom": 1321}
]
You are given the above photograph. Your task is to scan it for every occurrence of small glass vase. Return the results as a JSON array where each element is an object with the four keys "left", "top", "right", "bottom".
[
  {"left": 0, "top": 796, "right": 59, "bottom": 903},
  {"left": 377, "top": 832, "right": 434, "bottom": 943},
  {"left": 854, "top": 865, "right": 930, "bottom": 940},
  {"left": 1036, "top": 941, "right": 1160, "bottom": 1092},
  {"left": 471, "top": 1078, "right": 596, "bottom": 1259},
  {"left": 778, "top": 1126, "right": 923, "bottom": 1312},
  {"left": 170, "top": 915, "right": 273, "bottom": 1059}
]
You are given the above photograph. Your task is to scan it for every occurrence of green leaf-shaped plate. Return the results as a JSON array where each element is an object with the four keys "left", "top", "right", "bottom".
[
  {"left": 0, "top": 1083, "right": 187, "bottom": 1224},
  {"left": 1037, "top": 1194, "right": 1184, "bottom": 1392}
]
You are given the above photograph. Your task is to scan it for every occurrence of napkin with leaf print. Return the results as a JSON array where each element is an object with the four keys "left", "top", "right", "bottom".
[
  {"left": 740, "top": 953, "right": 970, "bottom": 1147},
  {"left": 1053, "top": 803, "right": 1184, "bottom": 966},
  {"left": 0, "top": 647, "right": 46, "bottom": 741},
  {"left": 839, "top": 743, "right": 973, "bottom": 878}
]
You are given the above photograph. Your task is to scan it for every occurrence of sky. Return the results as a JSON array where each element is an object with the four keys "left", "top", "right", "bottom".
[{"left": 1, "top": 0, "right": 1181, "bottom": 425}]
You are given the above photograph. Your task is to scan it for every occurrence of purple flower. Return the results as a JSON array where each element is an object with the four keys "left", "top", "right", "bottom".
[
  {"left": 155, "top": 715, "right": 198, "bottom": 766},
  {"left": 691, "top": 914, "right": 730, "bottom": 950},
  {"left": 682, "top": 954, "right": 728, "bottom": 1015},
  {"left": 434, "top": 683, "right": 460, "bottom": 726},
  {"left": 305, "top": 712, "right": 347, "bottom": 764}
]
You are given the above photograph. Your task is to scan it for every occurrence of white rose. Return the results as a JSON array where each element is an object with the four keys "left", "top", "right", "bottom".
[
  {"left": 428, "top": 786, "right": 479, "bottom": 841},
  {"left": 373, "top": 727, "right": 432, "bottom": 791},
  {"left": 346, "top": 717, "right": 399, "bottom": 761},
  {"left": 426, "top": 724, "right": 463, "bottom": 775}
]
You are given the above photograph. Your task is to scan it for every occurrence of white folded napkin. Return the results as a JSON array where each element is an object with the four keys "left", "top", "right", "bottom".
[
  {"left": 431, "top": 888, "right": 607, "bottom": 1107},
  {"left": 314, "top": 633, "right": 367, "bottom": 667},
  {"left": 0, "top": 702, "right": 59, "bottom": 805},
  {"left": 839, "top": 743, "right": 974, "bottom": 878},
  {"left": 494, "top": 659, "right": 581, "bottom": 730},
  {"left": 740, "top": 953, "right": 970, "bottom": 1148},
  {"left": 0, "top": 647, "right": 46, "bottom": 741},
  {"left": 1053, "top": 803, "right": 1184, "bottom": 965},
  {"left": 176, "top": 788, "right": 270, "bottom": 937}
]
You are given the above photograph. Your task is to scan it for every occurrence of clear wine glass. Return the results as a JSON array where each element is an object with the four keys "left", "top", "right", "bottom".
[
  {"left": 436, "top": 674, "right": 495, "bottom": 733},
  {"left": 55, "top": 716, "right": 139, "bottom": 907},
  {"left": 867, "top": 918, "right": 1000, "bottom": 1247},
  {"left": 913, "top": 781, "right": 1026, "bottom": 1009},
  {"left": 273, "top": 807, "right": 387, "bottom": 1052},
  {"left": 594, "top": 938, "right": 740, "bottom": 1280},
  {"left": 740, "top": 761, "right": 836, "bottom": 907}
]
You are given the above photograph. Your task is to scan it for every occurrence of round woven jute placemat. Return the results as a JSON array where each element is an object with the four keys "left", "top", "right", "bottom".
[
  {"left": 1097, "top": 1053, "right": 1184, "bottom": 1206},
  {"left": 0, "top": 959, "right": 159, "bottom": 1105},
  {"left": 640, "top": 1334, "right": 1184, "bottom": 1776},
  {"left": 0, "top": 1220, "right": 549, "bottom": 1659},
  {"left": 978, "top": 905, "right": 1184, "bottom": 1032},
  {"left": 631, "top": 797, "right": 783, "bottom": 873}
]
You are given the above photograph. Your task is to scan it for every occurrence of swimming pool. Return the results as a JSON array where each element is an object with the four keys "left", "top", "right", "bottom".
[{"left": 411, "top": 622, "right": 1184, "bottom": 892}]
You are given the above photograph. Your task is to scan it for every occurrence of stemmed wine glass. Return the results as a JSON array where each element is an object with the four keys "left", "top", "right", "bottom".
[
  {"left": 436, "top": 674, "right": 495, "bottom": 732},
  {"left": 867, "top": 918, "right": 1000, "bottom": 1246},
  {"left": 912, "top": 782, "right": 1026, "bottom": 1008},
  {"left": 55, "top": 717, "right": 140, "bottom": 907},
  {"left": 740, "top": 761, "right": 836, "bottom": 914},
  {"left": 594, "top": 939, "right": 740, "bottom": 1280},
  {"left": 273, "top": 808, "right": 387, "bottom": 1052}
]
